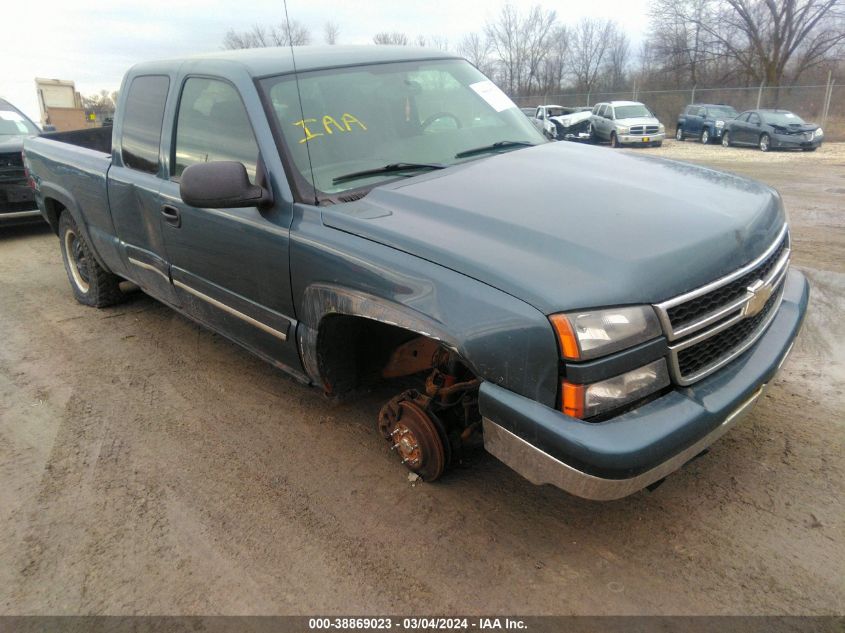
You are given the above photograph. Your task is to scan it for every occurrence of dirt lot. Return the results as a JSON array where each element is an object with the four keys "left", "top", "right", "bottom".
[{"left": 1, "top": 141, "right": 843, "bottom": 616}]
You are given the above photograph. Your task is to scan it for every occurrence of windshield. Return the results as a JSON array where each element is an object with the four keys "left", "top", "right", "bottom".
[
  {"left": 761, "top": 111, "right": 806, "bottom": 126},
  {"left": 0, "top": 106, "right": 39, "bottom": 137},
  {"left": 261, "top": 59, "right": 544, "bottom": 197},
  {"left": 705, "top": 106, "right": 738, "bottom": 119},
  {"left": 545, "top": 108, "right": 567, "bottom": 117},
  {"left": 613, "top": 104, "right": 653, "bottom": 119}
]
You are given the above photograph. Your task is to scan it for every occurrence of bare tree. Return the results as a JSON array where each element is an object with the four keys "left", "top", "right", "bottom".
[
  {"left": 82, "top": 90, "right": 116, "bottom": 112},
  {"left": 605, "top": 28, "right": 631, "bottom": 90},
  {"left": 458, "top": 32, "right": 494, "bottom": 75},
  {"left": 223, "top": 20, "right": 311, "bottom": 49},
  {"left": 649, "top": 0, "right": 845, "bottom": 87},
  {"left": 569, "top": 18, "right": 615, "bottom": 94},
  {"left": 323, "top": 21, "right": 340, "bottom": 45},
  {"left": 522, "top": 5, "right": 558, "bottom": 94},
  {"left": 537, "top": 26, "right": 569, "bottom": 94},
  {"left": 373, "top": 32, "right": 409, "bottom": 45},
  {"left": 485, "top": 4, "right": 523, "bottom": 93},
  {"left": 485, "top": 4, "right": 558, "bottom": 94}
]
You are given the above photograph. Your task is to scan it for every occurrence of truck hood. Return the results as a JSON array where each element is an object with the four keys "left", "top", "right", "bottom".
[
  {"left": 550, "top": 111, "right": 592, "bottom": 127},
  {"left": 616, "top": 116, "right": 660, "bottom": 126},
  {"left": 322, "top": 142, "right": 785, "bottom": 314}
]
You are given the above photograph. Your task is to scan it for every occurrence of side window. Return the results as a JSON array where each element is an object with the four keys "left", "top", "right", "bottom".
[
  {"left": 695, "top": 107, "right": 705, "bottom": 117},
  {"left": 536, "top": 108, "right": 543, "bottom": 119},
  {"left": 737, "top": 112, "right": 749, "bottom": 122},
  {"left": 748, "top": 113, "right": 760, "bottom": 124},
  {"left": 173, "top": 78, "right": 259, "bottom": 183},
  {"left": 597, "top": 105, "right": 606, "bottom": 118},
  {"left": 122, "top": 75, "right": 170, "bottom": 174},
  {"left": 685, "top": 106, "right": 694, "bottom": 115}
]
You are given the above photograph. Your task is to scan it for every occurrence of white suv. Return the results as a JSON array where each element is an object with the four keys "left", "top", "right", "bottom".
[{"left": 590, "top": 101, "right": 665, "bottom": 147}]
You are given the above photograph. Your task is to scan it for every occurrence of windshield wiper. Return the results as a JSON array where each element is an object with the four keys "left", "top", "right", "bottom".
[
  {"left": 454, "top": 140, "right": 535, "bottom": 159},
  {"left": 332, "top": 162, "right": 448, "bottom": 185}
]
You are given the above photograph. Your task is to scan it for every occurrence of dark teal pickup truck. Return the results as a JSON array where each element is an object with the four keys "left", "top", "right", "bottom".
[{"left": 23, "top": 46, "right": 808, "bottom": 500}]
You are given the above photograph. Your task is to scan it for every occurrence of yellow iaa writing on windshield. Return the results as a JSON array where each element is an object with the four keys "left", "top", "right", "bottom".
[{"left": 293, "top": 113, "right": 368, "bottom": 144}]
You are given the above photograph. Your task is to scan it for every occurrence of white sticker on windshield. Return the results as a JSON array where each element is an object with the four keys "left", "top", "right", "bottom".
[
  {"left": 469, "top": 80, "right": 516, "bottom": 113},
  {"left": 784, "top": 113, "right": 796, "bottom": 118}
]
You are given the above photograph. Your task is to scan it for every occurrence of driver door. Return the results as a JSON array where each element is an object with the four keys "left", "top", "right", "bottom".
[
  {"left": 158, "top": 76, "right": 301, "bottom": 371},
  {"left": 746, "top": 112, "right": 762, "bottom": 143},
  {"left": 733, "top": 113, "right": 751, "bottom": 143}
]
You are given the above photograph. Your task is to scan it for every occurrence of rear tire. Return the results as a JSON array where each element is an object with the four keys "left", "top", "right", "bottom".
[
  {"left": 59, "top": 211, "right": 124, "bottom": 307},
  {"left": 722, "top": 132, "right": 732, "bottom": 147},
  {"left": 701, "top": 128, "right": 710, "bottom": 144},
  {"left": 759, "top": 133, "right": 770, "bottom": 152},
  {"left": 675, "top": 127, "right": 684, "bottom": 141}
]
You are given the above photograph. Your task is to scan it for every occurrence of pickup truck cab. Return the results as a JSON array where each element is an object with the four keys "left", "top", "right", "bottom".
[
  {"left": 1, "top": 98, "right": 42, "bottom": 224},
  {"left": 24, "top": 46, "right": 808, "bottom": 500},
  {"left": 676, "top": 103, "right": 738, "bottom": 144}
]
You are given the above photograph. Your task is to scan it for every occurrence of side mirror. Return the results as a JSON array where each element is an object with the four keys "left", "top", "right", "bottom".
[
  {"left": 180, "top": 161, "right": 272, "bottom": 209},
  {"left": 42, "top": 125, "right": 56, "bottom": 132}
]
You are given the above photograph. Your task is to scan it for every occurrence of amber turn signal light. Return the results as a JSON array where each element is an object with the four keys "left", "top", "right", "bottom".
[
  {"left": 549, "top": 314, "right": 580, "bottom": 360},
  {"left": 561, "top": 381, "right": 585, "bottom": 419}
]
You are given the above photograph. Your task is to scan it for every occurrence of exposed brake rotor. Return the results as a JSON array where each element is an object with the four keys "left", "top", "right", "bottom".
[{"left": 378, "top": 392, "right": 447, "bottom": 482}]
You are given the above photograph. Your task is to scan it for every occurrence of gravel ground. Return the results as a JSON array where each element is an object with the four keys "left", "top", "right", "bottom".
[{"left": 0, "top": 142, "right": 843, "bottom": 616}]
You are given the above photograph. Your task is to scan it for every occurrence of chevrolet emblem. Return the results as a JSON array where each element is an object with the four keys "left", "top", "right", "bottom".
[{"left": 743, "top": 279, "right": 773, "bottom": 317}]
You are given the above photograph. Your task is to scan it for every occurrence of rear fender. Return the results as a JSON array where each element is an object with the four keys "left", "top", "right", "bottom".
[{"left": 39, "top": 182, "right": 110, "bottom": 271}]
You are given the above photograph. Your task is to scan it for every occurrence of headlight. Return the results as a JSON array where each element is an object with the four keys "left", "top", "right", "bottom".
[
  {"left": 814, "top": 128, "right": 824, "bottom": 138},
  {"left": 562, "top": 359, "right": 670, "bottom": 418},
  {"left": 715, "top": 120, "right": 725, "bottom": 128},
  {"left": 658, "top": 123, "right": 665, "bottom": 133},
  {"left": 617, "top": 126, "right": 630, "bottom": 134},
  {"left": 549, "top": 306, "right": 662, "bottom": 360}
]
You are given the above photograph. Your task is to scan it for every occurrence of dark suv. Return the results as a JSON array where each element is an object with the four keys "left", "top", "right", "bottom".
[
  {"left": 676, "top": 104, "right": 738, "bottom": 144},
  {"left": 0, "top": 98, "right": 41, "bottom": 224}
]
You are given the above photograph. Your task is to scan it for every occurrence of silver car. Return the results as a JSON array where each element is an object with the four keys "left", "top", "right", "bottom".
[{"left": 590, "top": 101, "right": 665, "bottom": 148}]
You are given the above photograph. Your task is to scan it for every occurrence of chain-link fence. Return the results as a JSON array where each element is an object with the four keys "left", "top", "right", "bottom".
[{"left": 514, "top": 83, "right": 844, "bottom": 141}]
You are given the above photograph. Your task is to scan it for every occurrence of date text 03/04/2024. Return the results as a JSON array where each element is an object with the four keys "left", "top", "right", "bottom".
[{"left": 307, "top": 617, "right": 528, "bottom": 630}]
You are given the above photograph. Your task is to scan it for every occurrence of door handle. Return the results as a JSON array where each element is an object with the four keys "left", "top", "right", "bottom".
[{"left": 161, "top": 204, "right": 181, "bottom": 228}]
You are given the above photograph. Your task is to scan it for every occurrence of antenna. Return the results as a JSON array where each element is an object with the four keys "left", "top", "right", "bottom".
[{"left": 283, "top": 0, "right": 319, "bottom": 205}]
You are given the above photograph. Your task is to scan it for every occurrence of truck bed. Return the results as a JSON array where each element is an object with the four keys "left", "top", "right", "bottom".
[
  {"left": 23, "top": 130, "right": 115, "bottom": 238},
  {"left": 41, "top": 126, "right": 113, "bottom": 154}
]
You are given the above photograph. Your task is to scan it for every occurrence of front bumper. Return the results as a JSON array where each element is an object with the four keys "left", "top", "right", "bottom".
[
  {"left": 480, "top": 268, "right": 809, "bottom": 500},
  {"left": 771, "top": 134, "right": 823, "bottom": 150},
  {"left": 618, "top": 132, "right": 665, "bottom": 145}
]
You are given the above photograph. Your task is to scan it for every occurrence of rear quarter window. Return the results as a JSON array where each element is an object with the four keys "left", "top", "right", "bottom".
[{"left": 121, "top": 75, "right": 170, "bottom": 174}]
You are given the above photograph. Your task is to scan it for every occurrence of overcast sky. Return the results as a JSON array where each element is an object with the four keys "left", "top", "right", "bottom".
[{"left": 3, "top": 0, "right": 650, "bottom": 123}]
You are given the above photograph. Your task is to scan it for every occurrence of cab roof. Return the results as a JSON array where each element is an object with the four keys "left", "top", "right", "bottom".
[{"left": 131, "top": 45, "right": 460, "bottom": 78}]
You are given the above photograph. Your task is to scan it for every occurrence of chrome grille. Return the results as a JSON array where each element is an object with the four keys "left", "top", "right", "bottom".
[
  {"left": 628, "top": 125, "right": 659, "bottom": 136},
  {"left": 675, "top": 279, "right": 784, "bottom": 377},
  {"left": 654, "top": 225, "right": 790, "bottom": 385}
]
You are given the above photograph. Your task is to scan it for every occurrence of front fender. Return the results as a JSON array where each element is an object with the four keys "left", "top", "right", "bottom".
[{"left": 291, "top": 207, "right": 560, "bottom": 406}]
